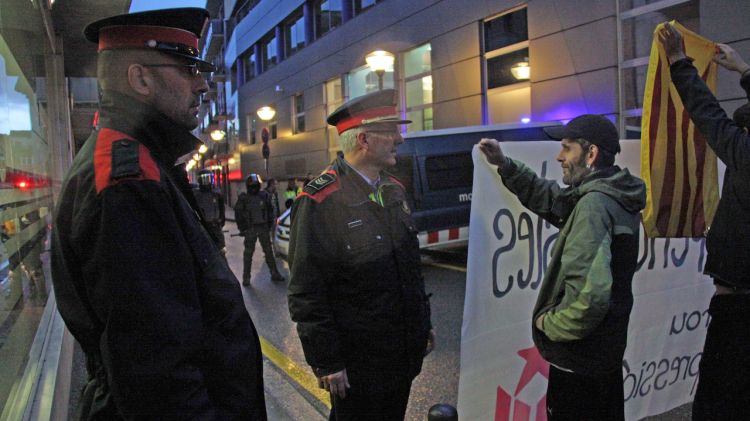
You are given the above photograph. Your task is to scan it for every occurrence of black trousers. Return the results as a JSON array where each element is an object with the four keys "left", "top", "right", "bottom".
[
  {"left": 328, "top": 369, "right": 413, "bottom": 421},
  {"left": 546, "top": 365, "right": 624, "bottom": 421},
  {"left": 692, "top": 294, "right": 750, "bottom": 420},
  {"left": 243, "top": 224, "right": 276, "bottom": 280}
]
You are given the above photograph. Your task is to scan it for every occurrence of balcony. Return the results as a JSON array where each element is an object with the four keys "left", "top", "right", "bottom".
[{"left": 204, "top": 18, "right": 224, "bottom": 60}]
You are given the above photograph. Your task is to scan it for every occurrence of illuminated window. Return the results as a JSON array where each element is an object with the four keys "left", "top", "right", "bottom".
[
  {"left": 347, "top": 63, "right": 393, "bottom": 99},
  {"left": 293, "top": 93, "right": 305, "bottom": 133},
  {"left": 483, "top": 6, "right": 530, "bottom": 124},
  {"left": 401, "top": 44, "right": 433, "bottom": 132}
]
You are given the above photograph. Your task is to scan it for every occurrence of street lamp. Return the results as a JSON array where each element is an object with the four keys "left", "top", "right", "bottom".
[
  {"left": 198, "top": 144, "right": 208, "bottom": 154},
  {"left": 366, "top": 50, "right": 394, "bottom": 91},
  {"left": 210, "top": 129, "right": 226, "bottom": 142},
  {"left": 256, "top": 106, "right": 276, "bottom": 121}
]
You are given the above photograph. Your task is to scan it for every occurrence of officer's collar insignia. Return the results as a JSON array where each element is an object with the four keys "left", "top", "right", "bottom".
[
  {"left": 305, "top": 173, "right": 336, "bottom": 193},
  {"left": 402, "top": 201, "right": 411, "bottom": 215}
]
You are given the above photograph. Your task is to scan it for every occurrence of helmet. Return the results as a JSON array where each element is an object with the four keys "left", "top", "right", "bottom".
[
  {"left": 246, "top": 173, "right": 263, "bottom": 194},
  {"left": 197, "top": 169, "right": 214, "bottom": 191}
]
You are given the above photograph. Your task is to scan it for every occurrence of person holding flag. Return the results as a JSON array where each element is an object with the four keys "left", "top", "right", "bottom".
[{"left": 658, "top": 22, "right": 750, "bottom": 420}]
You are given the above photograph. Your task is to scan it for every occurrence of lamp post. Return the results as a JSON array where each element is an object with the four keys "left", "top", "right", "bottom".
[
  {"left": 366, "top": 50, "right": 394, "bottom": 91},
  {"left": 256, "top": 106, "right": 276, "bottom": 176}
]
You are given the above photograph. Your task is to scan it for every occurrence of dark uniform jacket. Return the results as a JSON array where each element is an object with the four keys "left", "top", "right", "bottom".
[
  {"left": 51, "top": 91, "right": 266, "bottom": 420},
  {"left": 235, "top": 190, "right": 274, "bottom": 232},
  {"left": 670, "top": 59, "right": 750, "bottom": 289},
  {"left": 287, "top": 157, "right": 432, "bottom": 379}
]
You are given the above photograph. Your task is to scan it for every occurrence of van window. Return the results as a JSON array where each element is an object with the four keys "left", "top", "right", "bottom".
[
  {"left": 424, "top": 153, "right": 473, "bottom": 191},
  {"left": 392, "top": 156, "right": 415, "bottom": 200}
]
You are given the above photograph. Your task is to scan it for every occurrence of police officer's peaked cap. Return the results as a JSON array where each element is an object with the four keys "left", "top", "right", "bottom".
[
  {"left": 326, "top": 89, "right": 411, "bottom": 135},
  {"left": 84, "top": 8, "right": 216, "bottom": 72}
]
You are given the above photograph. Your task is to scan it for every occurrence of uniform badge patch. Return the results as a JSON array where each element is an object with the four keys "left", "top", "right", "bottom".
[
  {"left": 305, "top": 173, "right": 336, "bottom": 193},
  {"left": 111, "top": 139, "right": 141, "bottom": 179}
]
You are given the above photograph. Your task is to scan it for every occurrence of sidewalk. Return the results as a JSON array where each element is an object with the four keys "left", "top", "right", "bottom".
[{"left": 223, "top": 206, "right": 327, "bottom": 420}]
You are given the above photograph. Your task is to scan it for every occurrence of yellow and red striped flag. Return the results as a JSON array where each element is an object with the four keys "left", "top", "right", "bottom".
[{"left": 641, "top": 21, "right": 720, "bottom": 238}]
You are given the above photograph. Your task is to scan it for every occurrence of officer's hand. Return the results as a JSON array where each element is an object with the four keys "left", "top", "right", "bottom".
[
  {"left": 713, "top": 43, "right": 750, "bottom": 74},
  {"left": 479, "top": 138, "right": 507, "bottom": 168},
  {"left": 318, "top": 369, "right": 350, "bottom": 399},
  {"left": 424, "top": 329, "right": 436, "bottom": 356},
  {"left": 658, "top": 22, "right": 687, "bottom": 64}
]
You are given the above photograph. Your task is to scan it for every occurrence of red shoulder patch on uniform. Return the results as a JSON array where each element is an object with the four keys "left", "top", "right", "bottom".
[
  {"left": 386, "top": 175, "right": 405, "bottom": 190},
  {"left": 299, "top": 169, "right": 340, "bottom": 203},
  {"left": 94, "top": 128, "right": 160, "bottom": 193}
]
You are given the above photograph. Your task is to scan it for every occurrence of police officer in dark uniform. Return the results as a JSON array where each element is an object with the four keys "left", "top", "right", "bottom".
[
  {"left": 194, "top": 169, "right": 226, "bottom": 252},
  {"left": 287, "top": 89, "right": 435, "bottom": 420},
  {"left": 50, "top": 8, "right": 266, "bottom": 420},
  {"left": 235, "top": 173, "right": 285, "bottom": 285}
]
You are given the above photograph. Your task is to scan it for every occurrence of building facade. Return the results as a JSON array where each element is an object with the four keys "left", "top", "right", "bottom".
[{"left": 196, "top": 0, "right": 749, "bottom": 188}]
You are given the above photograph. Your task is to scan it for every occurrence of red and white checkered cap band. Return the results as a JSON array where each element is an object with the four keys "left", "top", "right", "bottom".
[{"left": 98, "top": 25, "right": 198, "bottom": 52}]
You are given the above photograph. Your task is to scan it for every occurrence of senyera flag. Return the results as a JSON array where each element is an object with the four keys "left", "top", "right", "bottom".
[{"left": 641, "top": 21, "right": 719, "bottom": 238}]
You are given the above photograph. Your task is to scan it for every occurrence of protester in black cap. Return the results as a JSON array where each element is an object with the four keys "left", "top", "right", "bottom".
[
  {"left": 479, "top": 115, "right": 645, "bottom": 420},
  {"left": 659, "top": 23, "right": 750, "bottom": 420},
  {"left": 287, "top": 89, "right": 435, "bottom": 420},
  {"left": 50, "top": 8, "right": 266, "bottom": 420}
]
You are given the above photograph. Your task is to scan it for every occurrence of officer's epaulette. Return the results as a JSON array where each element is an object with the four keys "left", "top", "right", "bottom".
[
  {"left": 384, "top": 173, "right": 405, "bottom": 190},
  {"left": 94, "top": 127, "right": 160, "bottom": 193},
  {"left": 299, "top": 169, "right": 340, "bottom": 203}
]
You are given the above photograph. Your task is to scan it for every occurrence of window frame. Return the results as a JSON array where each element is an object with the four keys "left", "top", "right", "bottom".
[
  {"left": 284, "top": 8, "right": 306, "bottom": 58},
  {"left": 293, "top": 92, "right": 305, "bottom": 134},
  {"left": 400, "top": 43, "right": 433, "bottom": 133}
]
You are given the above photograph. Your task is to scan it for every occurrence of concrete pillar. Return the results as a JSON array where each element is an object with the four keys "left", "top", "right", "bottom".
[
  {"left": 275, "top": 25, "right": 285, "bottom": 62},
  {"left": 303, "top": 1, "right": 314, "bottom": 45},
  {"left": 342, "top": 0, "right": 353, "bottom": 23},
  {"left": 254, "top": 43, "right": 262, "bottom": 75}
]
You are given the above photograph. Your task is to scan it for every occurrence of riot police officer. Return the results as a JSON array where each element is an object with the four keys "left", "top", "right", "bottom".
[
  {"left": 193, "top": 169, "right": 226, "bottom": 253},
  {"left": 235, "top": 173, "right": 284, "bottom": 285}
]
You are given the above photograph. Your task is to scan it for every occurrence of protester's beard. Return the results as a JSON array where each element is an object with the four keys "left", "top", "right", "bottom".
[{"left": 562, "top": 154, "right": 592, "bottom": 186}]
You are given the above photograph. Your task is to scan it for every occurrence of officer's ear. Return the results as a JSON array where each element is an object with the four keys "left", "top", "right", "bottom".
[
  {"left": 356, "top": 131, "right": 369, "bottom": 151},
  {"left": 127, "top": 64, "right": 152, "bottom": 96}
]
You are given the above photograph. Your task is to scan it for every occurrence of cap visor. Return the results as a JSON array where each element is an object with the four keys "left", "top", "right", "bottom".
[
  {"left": 543, "top": 125, "right": 573, "bottom": 140},
  {"left": 362, "top": 118, "right": 412, "bottom": 126}
]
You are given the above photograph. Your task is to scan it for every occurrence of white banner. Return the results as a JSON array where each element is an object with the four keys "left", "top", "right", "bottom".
[{"left": 459, "top": 140, "right": 714, "bottom": 420}]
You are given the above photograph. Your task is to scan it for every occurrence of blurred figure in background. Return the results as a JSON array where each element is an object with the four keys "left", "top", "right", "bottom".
[
  {"left": 235, "top": 173, "right": 285, "bottom": 285},
  {"left": 193, "top": 168, "right": 226, "bottom": 253}
]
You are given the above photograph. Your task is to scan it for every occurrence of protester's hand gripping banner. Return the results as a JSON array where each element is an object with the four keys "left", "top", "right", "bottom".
[
  {"left": 459, "top": 140, "right": 714, "bottom": 420},
  {"left": 641, "top": 21, "right": 719, "bottom": 238}
]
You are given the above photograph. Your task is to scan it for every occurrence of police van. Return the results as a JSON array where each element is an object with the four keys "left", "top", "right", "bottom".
[
  {"left": 273, "top": 122, "right": 558, "bottom": 257},
  {"left": 392, "top": 122, "right": 557, "bottom": 249}
]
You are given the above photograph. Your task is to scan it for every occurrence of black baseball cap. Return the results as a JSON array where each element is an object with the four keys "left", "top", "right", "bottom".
[
  {"left": 544, "top": 114, "right": 621, "bottom": 154},
  {"left": 84, "top": 8, "right": 216, "bottom": 72}
]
